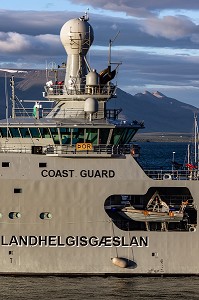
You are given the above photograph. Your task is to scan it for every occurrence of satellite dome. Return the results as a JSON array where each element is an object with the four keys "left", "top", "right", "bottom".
[
  {"left": 86, "top": 69, "right": 99, "bottom": 86},
  {"left": 84, "top": 97, "right": 98, "bottom": 114},
  {"left": 60, "top": 18, "right": 94, "bottom": 55}
]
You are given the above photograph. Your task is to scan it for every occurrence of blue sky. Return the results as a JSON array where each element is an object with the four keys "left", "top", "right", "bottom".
[
  {"left": 0, "top": 0, "right": 69, "bottom": 11},
  {"left": 0, "top": 1, "right": 199, "bottom": 107},
  {"left": 0, "top": 0, "right": 95, "bottom": 13}
]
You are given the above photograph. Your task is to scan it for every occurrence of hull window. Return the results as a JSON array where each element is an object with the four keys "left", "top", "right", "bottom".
[
  {"left": 14, "top": 188, "right": 22, "bottom": 194},
  {"left": 2, "top": 162, "right": 10, "bottom": 167},
  {"left": 105, "top": 187, "right": 197, "bottom": 232},
  {"left": 39, "top": 162, "right": 47, "bottom": 168}
]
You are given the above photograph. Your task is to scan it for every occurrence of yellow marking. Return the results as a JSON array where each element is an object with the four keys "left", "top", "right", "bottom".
[{"left": 76, "top": 143, "right": 93, "bottom": 151}]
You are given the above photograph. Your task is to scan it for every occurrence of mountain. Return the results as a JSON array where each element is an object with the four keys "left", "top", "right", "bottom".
[
  {"left": 0, "top": 69, "right": 198, "bottom": 133},
  {"left": 107, "top": 89, "right": 198, "bottom": 132}
]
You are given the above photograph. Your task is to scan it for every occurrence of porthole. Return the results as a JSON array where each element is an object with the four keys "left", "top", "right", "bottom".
[
  {"left": 9, "top": 212, "right": 21, "bottom": 219},
  {"left": 40, "top": 212, "right": 52, "bottom": 220}
]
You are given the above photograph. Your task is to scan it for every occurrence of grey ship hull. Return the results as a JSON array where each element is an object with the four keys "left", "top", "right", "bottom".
[
  {"left": 1, "top": 13, "right": 197, "bottom": 276},
  {"left": 0, "top": 152, "right": 198, "bottom": 275}
]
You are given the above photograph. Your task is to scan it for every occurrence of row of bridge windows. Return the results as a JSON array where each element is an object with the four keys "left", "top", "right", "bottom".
[{"left": 0, "top": 127, "right": 137, "bottom": 145}]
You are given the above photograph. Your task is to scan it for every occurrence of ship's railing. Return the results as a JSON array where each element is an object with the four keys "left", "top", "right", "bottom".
[
  {"left": 14, "top": 108, "right": 52, "bottom": 118},
  {"left": 44, "top": 144, "right": 131, "bottom": 155},
  {"left": 0, "top": 144, "right": 132, "bottom": 156},
  {"left": 144, "top": 169, "right": 199, "bottom": 180},
  {"left": 14, "top": 107, "right": 103, "bottom": 118},
  {"left": 14, "top": 107, "right": 115, "bottom": 119},
  {"left": 44, "top": 83, "right": 116, "bottom": 97}
]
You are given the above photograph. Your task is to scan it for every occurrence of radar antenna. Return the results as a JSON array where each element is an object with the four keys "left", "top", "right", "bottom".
[
  {"left": 108, "top": 31, "right": 120, "bottom": 67},
  {"left": 85, "top": 8, "right": 89, "bottom": 21},
  {"left": 79, "top": 8, "right": 89, "bottom": 21}
]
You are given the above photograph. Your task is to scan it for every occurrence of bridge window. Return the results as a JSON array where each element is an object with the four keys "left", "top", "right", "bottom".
[
  {"left": 110, "top": 128, "right": 137, "bottom": 145},
  {"left": 40, "top": 128, "right": 51, "bottom": 138},
  {"left": 72, "top": 128, "right": 85, "bottom": 144},
  {"left": 19, "top": 128, "right": 30, "bottom": 138},
  {"left": 29, "top": 128, "right": 41, "bottom": 138},
  {"left": 10, "top": 128, "right": 21, "bottom": 138},
  {"left": 60, "top": 128, "right": 71, "bottom": 144},
  {"left": 50, "top": 128, "right": 60, "bottom": 144},
  {"left": 124, "top": 128, "right": 137, "bottom": 143},
  {"left": 85, "top": 128, "right": 98, "bottom": 145},
  {"left": 0, "top": 128, "right": 11, "bottom": 138},
  {"left": 111, "top": 128, "right": 125, "bottom": 145},
  {"left": 99, "top": 128, "right": 111, "bottom": 144}
]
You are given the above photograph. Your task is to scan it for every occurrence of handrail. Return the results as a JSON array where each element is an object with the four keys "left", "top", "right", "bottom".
[
  {"left": 14, "top": 107, "right": 105, "bottom": 118},
  {"left": 144, "top": 169, "right": 199, "bottom": 181},
  {"left": 0, "top": 144, "right": 132, "bottom": 156},
  {"left": 44, "top": 83, "right": 116, "bottom": 97}
]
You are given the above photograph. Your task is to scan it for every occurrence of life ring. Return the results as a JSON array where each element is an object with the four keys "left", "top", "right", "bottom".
[{"left": 163, "top": 173, "right": 172, "bottom": 180}]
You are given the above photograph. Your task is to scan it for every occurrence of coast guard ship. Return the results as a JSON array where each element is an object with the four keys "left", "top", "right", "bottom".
[{"left": 0, "top": 13, "right": 197, "bottom": 275}]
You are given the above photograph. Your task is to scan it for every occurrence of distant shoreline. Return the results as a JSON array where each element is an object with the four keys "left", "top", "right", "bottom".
[{"left": 132, "top": 132, "right": 193, "bottom": 143}]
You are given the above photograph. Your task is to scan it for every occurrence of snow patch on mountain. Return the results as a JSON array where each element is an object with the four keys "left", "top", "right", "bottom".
[
  {"left": 0, "top": 69, "right": 28, "bottom": 74},
  {"left": 153, "top": 91, "right": 166, "bottom": 98}
]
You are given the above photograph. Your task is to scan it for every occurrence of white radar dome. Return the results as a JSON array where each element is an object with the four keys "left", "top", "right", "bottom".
[
  {"left": 84, "top": 97, "right": 98, "bottom": 114},
  {"left": 60, "top": 18, "right": 94, "bottom": 55},
  {"left": 86, "top": 69, "right": 99, "bottom": 86}
]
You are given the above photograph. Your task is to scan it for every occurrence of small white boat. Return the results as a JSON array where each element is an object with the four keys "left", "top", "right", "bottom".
[{"left": 121, "top": 192, "right": 188, "bottom": 223}]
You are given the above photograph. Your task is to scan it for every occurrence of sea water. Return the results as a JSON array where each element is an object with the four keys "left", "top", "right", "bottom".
[
  {"left": 137, "top": 142, "right": 188, "bottom": 170},
  {"left": 0, "top": 142, "right": 198, "bottom": 300},
  {"left": 1, "top": 275, "right": 199, "bottom": 299}
]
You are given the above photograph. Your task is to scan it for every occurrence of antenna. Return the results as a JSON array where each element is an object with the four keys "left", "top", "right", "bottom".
[
  {"left": 194, "top": 113, "right": 198, "bottom": 166},
  {"left": 10, "top": 75, "right": 15, "bottom": 118},
  {"left": 48, "top": 62, "right": 58, "bottom": 82},
  {"left": 45, "top": 60, "right": 48, "bottom": 82},
  {"left": 5, "top": 73, "right": 9, "bottom": 140},
  {"left": 108, "top": 31, "right": 120, "bottom": 67},
  {"left": 85, "top": 8, "right": 89, "bottom": 20}
]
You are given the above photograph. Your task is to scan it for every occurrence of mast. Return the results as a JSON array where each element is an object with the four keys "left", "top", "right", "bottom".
[
  {"left": 10, "top": 75, "right": 15, "bottom": 119},
  {"left": 194, "top": 113, "right": 198, "bottom": 166},
  {"left": 187, "top": 144, "right": 190, "bottom": 165},
  {"left": 5, "top": 73, "right": 9, "bottom": 139}
]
